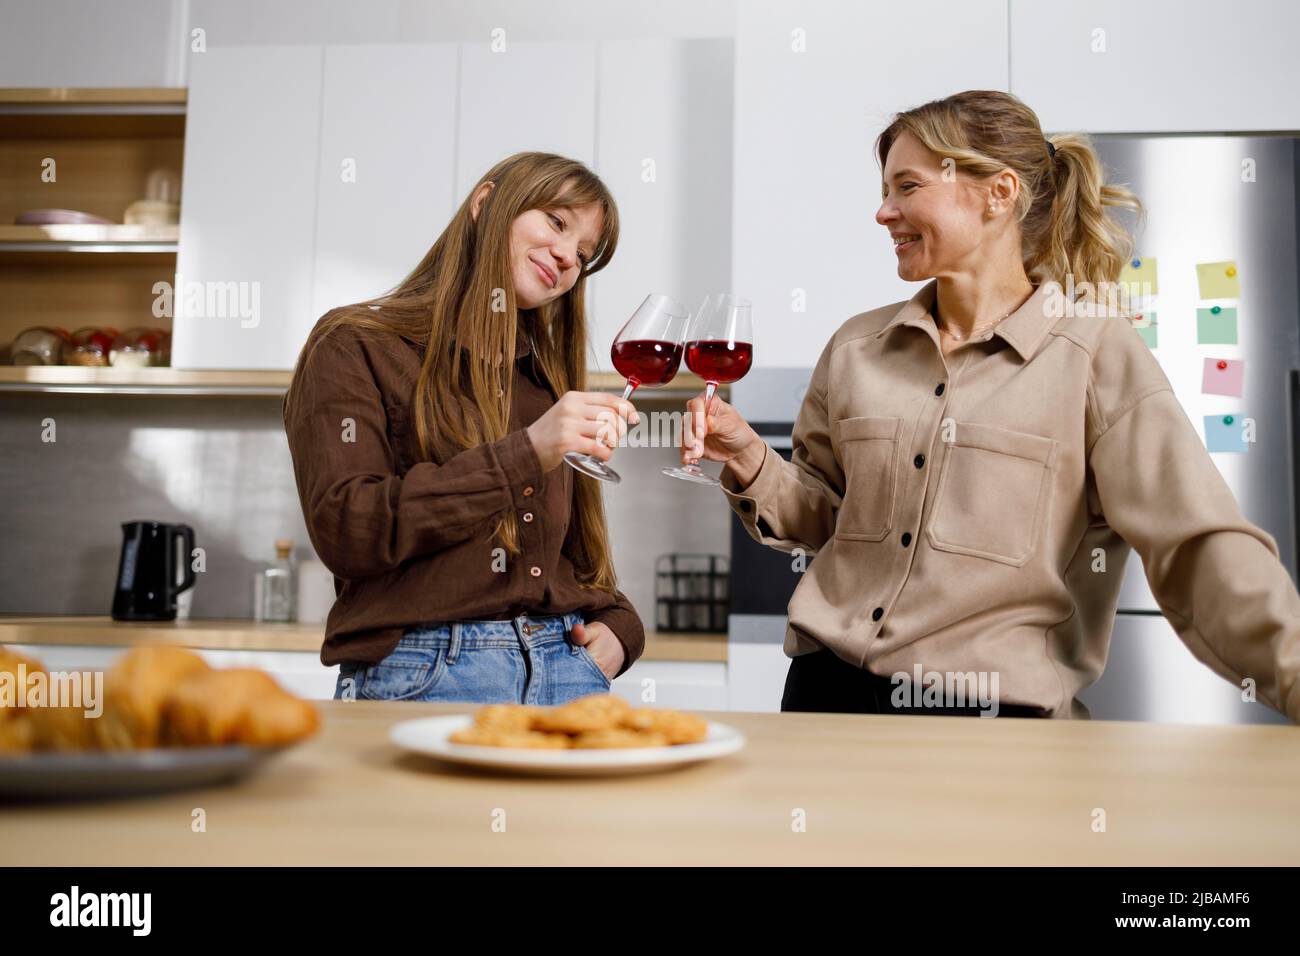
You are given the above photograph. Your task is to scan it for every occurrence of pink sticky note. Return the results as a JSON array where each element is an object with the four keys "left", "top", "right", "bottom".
[{"left": 1202, "top": 358, "right": 1244, "bottom": 397}]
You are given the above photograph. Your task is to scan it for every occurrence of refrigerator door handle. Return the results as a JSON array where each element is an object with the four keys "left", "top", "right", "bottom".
[{"left": 1290, "top": 370, "right": 1300, "bottom": 588}]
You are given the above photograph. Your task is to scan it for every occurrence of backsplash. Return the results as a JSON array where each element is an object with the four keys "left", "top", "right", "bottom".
[{"left": 0, "top": 393, "right": 730, "bottom": 630}]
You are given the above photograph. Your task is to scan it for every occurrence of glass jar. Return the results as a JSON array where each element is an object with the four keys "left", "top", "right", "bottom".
[
  {"left": 10, "top": 326, "right": 72, "bottom": 366},
  {"left": 109, "top": 326, "right": 168, "bottom": 368},
  {"left": 66, "top": 326, "right": 121, "bottom": 366}
]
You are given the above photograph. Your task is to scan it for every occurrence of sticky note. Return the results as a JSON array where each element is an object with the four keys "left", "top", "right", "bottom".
[
  {"left": 1204, "top": 414, "right": 1249, "bottom": 453},
  {"left": 1197, "top": 307, "right": 1238, "bottom": 344},
  {"left": 1132, "top": 310, "right": 1157, "bottom": 349},
  {"left": 1119, "top": 255, "right": 1158, "bottom": 298},
  {"left": 1196, "top": 260, "right": 1240, "bottom": 300},
  {"left": 1202, "top": 358, "right": 1244, "bottom": 397}
]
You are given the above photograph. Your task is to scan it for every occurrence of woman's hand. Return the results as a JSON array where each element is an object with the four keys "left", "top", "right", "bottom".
[
  {"left": 527, "top": 391, "right": 639, "bottom": 472},
  {"left": 682, "top": 392, "right": 764, "bottom": 483},
  {"left": 570, "top": 621, "right": 625, "bottom": 680}
]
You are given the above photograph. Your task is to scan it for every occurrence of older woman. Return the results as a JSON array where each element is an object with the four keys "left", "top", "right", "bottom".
[{"left": 686, "top": 90, "right": 1300, "bottom": 720}]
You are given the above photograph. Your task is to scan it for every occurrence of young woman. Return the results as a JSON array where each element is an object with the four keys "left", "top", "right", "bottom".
[
  {"left": 284, "top": 152, "right": 644, "bottom": 704},
  {"left": 686, "top": 90, "right": 1300, "bottom": 721}
]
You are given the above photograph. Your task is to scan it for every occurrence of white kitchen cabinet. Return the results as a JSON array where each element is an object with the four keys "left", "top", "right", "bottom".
[
  {"left": 588, "top": 38, "right": 734, "bottom": 366},
  {"left": 2, "top": 645, "right": 341, "bottom": 700},
  {"left": 311, "top": 44, "right": 460, "bottom": 320},
  {"left": 1010, "top": 0, "right": 1300, "bottom": 133},
  {"left": 455, "top": 42, "right": 596, "bottom": 197},
  {"left": 172, "top": 45, "right": 325, "bottom": 369},
  {"left": 732, "top": 0, "right": 1010, "bottom": 368},
  {"left": 0, "top": 0, "right": 186, "bottom": 87},
  {"left": 611, "top": 660, "right": 729, "bottom": 711}
]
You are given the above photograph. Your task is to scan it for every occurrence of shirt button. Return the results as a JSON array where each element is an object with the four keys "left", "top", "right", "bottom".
[
  {"left": 913, "top": 453, "right": 925, "bottom": 468},
  {"left": 871, "top": 607, "right": 884, "bottom": 622},
  {"left": 522, "top": 512, "right": 534, "bottom": 523},
  {"left": 529, "top": 566, "right": 542, "bottom": 578},
  {"left": 523, "top": 486, "right": 535, "bottom": 497},
  {"left": 934, "top": 383, "right": 945, "bottom": 396},
  {"left": 901, "top": 532, "right": 912, "bottom": 547}
]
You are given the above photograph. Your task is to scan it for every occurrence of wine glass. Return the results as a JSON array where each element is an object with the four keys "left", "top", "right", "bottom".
[
  {"left": 662, "top": 293, "right": 754, "bottom": 486},
  {"left": 564, "top": 293, "right": 688, "bottom": 484}
]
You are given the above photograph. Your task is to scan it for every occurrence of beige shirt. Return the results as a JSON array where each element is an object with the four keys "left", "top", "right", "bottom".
[{"left": 721, "top": 280, "right": 1300, "bottom": 720}]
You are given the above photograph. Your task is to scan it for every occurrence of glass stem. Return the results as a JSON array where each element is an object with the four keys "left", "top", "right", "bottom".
[{"left": 689, "top": 380, "right": 718, "bottom": 467}]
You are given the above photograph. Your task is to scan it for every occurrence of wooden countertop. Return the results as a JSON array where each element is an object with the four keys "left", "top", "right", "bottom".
[
  {"left": 0, "top": 616, "right": 726, "bottom": 663},
  {"left": 2, "top": 701, "right": 1298, "bottom": 865}
]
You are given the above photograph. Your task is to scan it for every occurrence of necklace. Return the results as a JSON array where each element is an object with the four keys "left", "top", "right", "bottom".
[{"left": 933, "top": 306, "right": 1015, "bottom": 342}]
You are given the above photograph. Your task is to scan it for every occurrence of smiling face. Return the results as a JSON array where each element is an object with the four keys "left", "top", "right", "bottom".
[
  {"left": 876, "top": 130, "right": 1001, "bottom": 282},
  {"left": 506, "top": 203, "right": 603, "bottom": 310}
]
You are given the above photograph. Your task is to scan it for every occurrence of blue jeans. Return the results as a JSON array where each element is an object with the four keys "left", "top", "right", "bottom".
[{"left": 333, "top": 612, "right": 611, "bottom": 704}]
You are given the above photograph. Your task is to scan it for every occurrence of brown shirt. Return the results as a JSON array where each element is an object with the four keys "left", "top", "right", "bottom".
[
  {"left": 722, "top": 280, "right": 1300, "bottom": 721},
  {"left": 282, "top": 314, "right": 645, "bottom": 675}
]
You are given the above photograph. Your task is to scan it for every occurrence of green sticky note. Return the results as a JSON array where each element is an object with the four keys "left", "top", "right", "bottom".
[
  {"left": 1197, "top": 307, "right": 1238, "bottom": 344},
  {"left": 1196, "top": 260, "right": 1240, "bottom": 300},
  {"left": 1119, "top": 255, "right": 1158, "bottom": 298},
  {"left": 1133, "top": 311, "right": 1157, "bottom": 348}
]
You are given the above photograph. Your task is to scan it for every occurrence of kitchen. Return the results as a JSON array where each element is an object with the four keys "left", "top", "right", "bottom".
[{"left": 1, "top": 0, "right": 1299, "bottom": 906}]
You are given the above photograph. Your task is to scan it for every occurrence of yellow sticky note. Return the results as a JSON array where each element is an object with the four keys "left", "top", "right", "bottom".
[
  {"left": 1196, "top": 260, "right": 1240, "bottom": 300},
  {"left": 1119, "top": 256, "right": 1158, "bottom": 298}
]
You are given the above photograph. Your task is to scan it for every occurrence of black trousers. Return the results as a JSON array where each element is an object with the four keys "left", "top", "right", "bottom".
[{"left": 780, "top": 648, "right": 1043, "bottom": 717}]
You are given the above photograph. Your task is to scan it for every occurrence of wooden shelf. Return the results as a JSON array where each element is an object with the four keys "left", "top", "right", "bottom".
[
  {"left": 0, "top": 365, "right": 726, "bottom": 398},
  {"left": 0, "top": 223, "right": 178, "bottom": 253},
  {"left": 0, "top": 366, "right": 285, "bottom": 395},
  {"left": 0, "top": 87, "right": 186, "bottom": 109}
]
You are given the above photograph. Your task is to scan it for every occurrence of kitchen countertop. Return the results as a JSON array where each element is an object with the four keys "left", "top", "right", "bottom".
[
  {"left": 2, "top": 701, "right": 1297, "bottom": 865},
  {"left": 0, "top": 616, "right": 726, "bottom": 663}
]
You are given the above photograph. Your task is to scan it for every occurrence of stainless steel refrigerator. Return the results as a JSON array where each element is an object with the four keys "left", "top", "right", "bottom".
[{"left": 1077, "top": 135, "right": 1299, "bottom": 725}]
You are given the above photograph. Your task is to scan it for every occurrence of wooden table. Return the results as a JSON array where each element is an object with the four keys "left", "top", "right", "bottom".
[{"left": 3, "top": 701, "right": 1298, "bottom": 865}]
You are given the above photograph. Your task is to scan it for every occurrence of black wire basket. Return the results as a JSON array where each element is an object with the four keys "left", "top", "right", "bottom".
[{"left": 654, "top": 553, "right": 729, "bottom": 632}]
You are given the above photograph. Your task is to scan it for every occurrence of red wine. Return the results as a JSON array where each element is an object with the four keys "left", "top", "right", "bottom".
[
  {"left": 611, "top": 339, "right": 683, "bottom": 386},
  {"left": 685, "top": 340, "right": 753, "bottom": 384}
]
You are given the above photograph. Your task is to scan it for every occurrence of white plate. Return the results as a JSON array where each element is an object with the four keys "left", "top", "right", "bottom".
[{"left": 390, "top": 714, "right": 745, "bottom": 776}]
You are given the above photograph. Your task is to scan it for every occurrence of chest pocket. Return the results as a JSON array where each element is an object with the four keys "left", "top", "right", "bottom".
[
  {"left": 926, "top": 422, "right": 1059, "bottom": 567},
  {"left": 384, "top": 403, "right": 420, "bottom": 474},
  {"left": 833, "top": 416, "right": 902, "bottom": 541}
]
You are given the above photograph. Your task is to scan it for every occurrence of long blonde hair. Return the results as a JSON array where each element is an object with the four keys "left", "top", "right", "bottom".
[
  {"left": 291, "top": 152, "right": 621, "bottom": 589},
  {"left": 876, "top": 90, "right": 1142, "bottom": 298}
]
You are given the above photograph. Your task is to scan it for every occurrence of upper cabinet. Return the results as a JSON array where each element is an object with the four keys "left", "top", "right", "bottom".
[
  {"left": 1010, "top": 0, "right": 1300, "bottom": 133},
  {"left": 0, "top": 0, "right": 185, "bottom": 87},
  {"left": 311, "top": 44, "right": 459, "bottom": 322},
  {"left": 589, "top": 39, "right": 734, "bottom": 367},
  {"left": 731, "top": 0, "right": 1010, "bottom": 368},
  {"left": 172, "top": 46, "right": 323, "bottom": 369},
  {"left": 456, "top": 43, "right": 596, "bottom": 197},
  {"left": 174, "top": 39, "right": 732, "bottom": 371}
]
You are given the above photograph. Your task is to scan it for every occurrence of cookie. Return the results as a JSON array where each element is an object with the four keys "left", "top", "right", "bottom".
[
  {"left": 621, "top": 708, "right": 708, "bottom": 745},
  {"left": 533, "top": 694, "right": 629, "bottom": 734},
  {"left": 449, "top": 727, "right": 570, "bottom": 749},
  {"left": 571, "top": 728, "right": 669, "bottom": 749},
  {"left": 473, "top": 704, "right": 543, "bottom": 732}
]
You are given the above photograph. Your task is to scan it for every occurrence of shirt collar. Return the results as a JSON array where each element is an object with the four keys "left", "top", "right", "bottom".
[{"left": 874, "top": 280, "right": 1057, "bottom": 362}]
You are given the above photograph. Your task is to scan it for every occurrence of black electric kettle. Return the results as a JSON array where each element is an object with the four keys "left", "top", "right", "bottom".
[{"left": 111, "top": 520, "right": 196, "bottom": 621}]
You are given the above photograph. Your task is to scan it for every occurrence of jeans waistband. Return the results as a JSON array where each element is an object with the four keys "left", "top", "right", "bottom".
[{"left": 398, "top": 612, "right": 583, "bottom": 648}]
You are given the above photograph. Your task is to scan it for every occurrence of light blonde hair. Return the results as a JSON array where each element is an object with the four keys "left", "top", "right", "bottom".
[
  {"left": 876, "top": 90, "right": 1143, "bottom": 301},
  {"left": 289, "top": 152, "right": 621, "bottom": 590}
]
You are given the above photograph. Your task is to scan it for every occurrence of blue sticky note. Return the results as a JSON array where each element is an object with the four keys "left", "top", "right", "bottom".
[
  {"left": 1197, "top": 307, "right": 1238, "bottom": 344},
  {"left": 1204, "top": 413, "right": 1249, "bottom": 453}
]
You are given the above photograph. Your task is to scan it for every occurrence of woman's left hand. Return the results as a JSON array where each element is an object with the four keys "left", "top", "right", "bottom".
[{"left": 570, "top": 621, "right": 625, "bottom": 680}]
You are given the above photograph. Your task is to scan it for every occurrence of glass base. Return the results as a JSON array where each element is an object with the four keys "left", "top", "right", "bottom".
[
  {"left": 661, "top": 463, "right": 720, "bottom": 486},
  {"left": 565, "top": 451, "right": 621, "bottom": 484}
]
